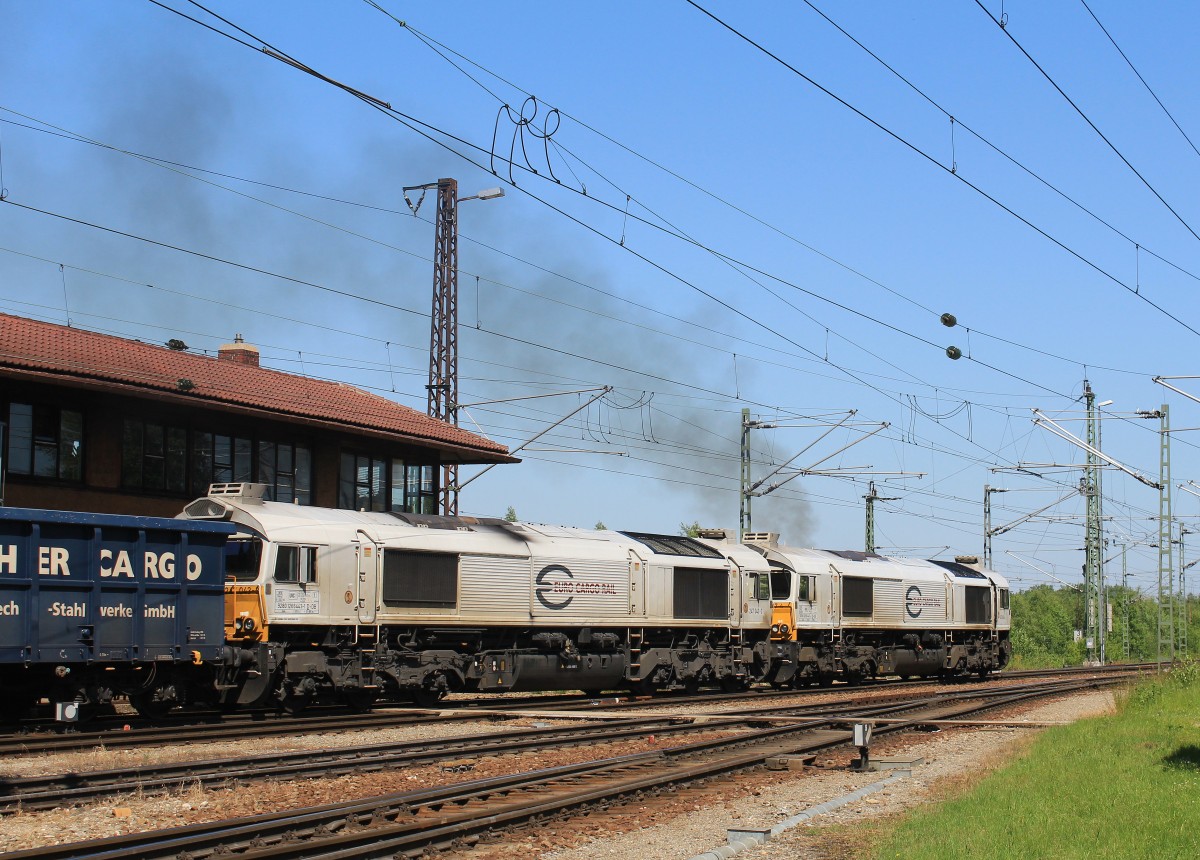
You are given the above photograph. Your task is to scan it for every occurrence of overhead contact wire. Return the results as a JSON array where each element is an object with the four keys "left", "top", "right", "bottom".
[{"left": 685, "top": 0, "right": 1200, "bottom": 340}]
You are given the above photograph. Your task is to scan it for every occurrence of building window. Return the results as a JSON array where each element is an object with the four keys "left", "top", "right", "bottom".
[
  {"left": 340, "top": 454, "right": 437, "bottom": 513},
  {"left": 123, "top": 419, "right": 188, "bottom": 492},
  {"left": 213, "top": 434, "right": 253, "bottom": 485},
  {"left": 258, "top": 441, "right": 312, "bottom": 504},
  {"left": 123, "top": 423, "right": 312, "bottom": 500},
  {"left": 8, "top": 403, "right": 83, "bottom": 481},
  {"left": 340, "top": 453, "right": 387, "bottom": 511},
  {"left": 404, "top": 463, "right": 438, "bottom": 514},
  {"left": 191, "top": 431, "right": 214, "bottom": 495}
]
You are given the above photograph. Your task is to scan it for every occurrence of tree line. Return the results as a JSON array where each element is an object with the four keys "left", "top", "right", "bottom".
[{"left": 1011, "top": 584, "right": 1199, "bottom": 667}]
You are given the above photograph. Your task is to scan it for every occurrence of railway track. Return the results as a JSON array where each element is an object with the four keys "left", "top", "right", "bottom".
[
  {"left": 0, "top": 676, "right": 1119, "bottom": 815},
  {"left": 2, "top": 676, "right": 1120, "bottom": 860},
  {"left": 0, "top": 663, "right": 1149, "bottom": 756},
  {"left": 0, "top": 688, "right": 959, "bottom": 812}
]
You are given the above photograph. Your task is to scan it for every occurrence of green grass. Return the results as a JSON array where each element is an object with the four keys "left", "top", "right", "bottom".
[{"left": 871, "top": 662, "right": 1200, "bottom": 860}]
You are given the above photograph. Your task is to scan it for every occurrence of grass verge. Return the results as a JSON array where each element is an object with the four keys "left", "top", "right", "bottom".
[{"left": 871, "top": 663, "right": 1200, "bottom": 860}]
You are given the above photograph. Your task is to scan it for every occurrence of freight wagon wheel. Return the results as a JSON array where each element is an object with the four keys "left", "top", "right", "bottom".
[
  {"left": 0, "top": 694, "right": 36, "bottom": 724},
  {"left": 129, "top": 692, "right": 173, "bottom": 721}
]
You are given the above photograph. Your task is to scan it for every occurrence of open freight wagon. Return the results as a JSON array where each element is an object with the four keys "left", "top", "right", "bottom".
[{"left": 0, "top": 506, "right": 234, "bottom": 721}]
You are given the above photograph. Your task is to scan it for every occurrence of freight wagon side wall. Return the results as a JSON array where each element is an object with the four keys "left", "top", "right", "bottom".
[{"left": 0, "top": 507, "right": 233, "bottom": 665}]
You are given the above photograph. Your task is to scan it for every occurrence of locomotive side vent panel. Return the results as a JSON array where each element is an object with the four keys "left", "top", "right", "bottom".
[
  {"left": 965, "top": 585, "right": 993, "bottom": 624},
  {"left": 841, "top": 576, "right": 874, "bottom": 617},
  {"left": 672, "top": 566, "right": 728, "bottom": 619},
  {"left": 381, "top": 550, "right": 458, "bottom": 609}
]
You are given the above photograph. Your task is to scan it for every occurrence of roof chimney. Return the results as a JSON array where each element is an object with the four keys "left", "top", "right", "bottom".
[{"left": 218, "top": 333, "right": 260, "bottom": 368}]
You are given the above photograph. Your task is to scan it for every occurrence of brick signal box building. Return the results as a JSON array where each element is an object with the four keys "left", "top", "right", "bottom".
[{"left": 0, "top": 313, "right": 515, "bottom": 517}]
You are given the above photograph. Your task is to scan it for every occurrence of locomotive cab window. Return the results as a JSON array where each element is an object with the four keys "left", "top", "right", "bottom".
[
  {"left": 796, "top": 575, "right": 815, "bottom": 602},
  {"left": 999, "top": 588, "right": 1010, "bottom": 610},
  {"left": 274, "top": 545, "right": 318, "bottom": 584},
  {"left": 225, "top": 538, "right": 263, "bottom": 582},
  {"left": 770, "top": 569, "right": 792, "bottom": 600},
  {"left": 753, "top": 572, "right": 770, "bottom": 601},
  {"left": 842, "top": 576, "right": 873, "bottom": 616}
]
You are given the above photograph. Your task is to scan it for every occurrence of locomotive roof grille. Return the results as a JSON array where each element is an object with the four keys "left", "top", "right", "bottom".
[
  {"left": 929, "top": 559, "right": 988, "bottom": 579},
  {"left": 822, "top": 549, "right": 883, "bottom": 562},
  {"left": 620, "top": 532, "right": 726, "bottom": 559},
  {"left": 385, "top": 511, "right": 521, "bottom": 533}
]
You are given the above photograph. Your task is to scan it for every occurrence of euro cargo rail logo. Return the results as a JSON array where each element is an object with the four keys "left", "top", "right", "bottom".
[
  {"left": 905, "top": 585, "right": 942, "bottom": 619},
  {"left": 534, "top": 564, "right": 618, "bottom": 610}
]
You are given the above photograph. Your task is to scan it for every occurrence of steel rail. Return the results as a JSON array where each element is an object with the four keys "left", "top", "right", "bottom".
[
  {"left": 0, "top": 662, "right": 1150, "bottom": 756},
  {"left": 0, "top": 716, "right": 695, "bottom": 812},
  {"left": 2, "top": 677, "right": 1123, "bottom": 860}
]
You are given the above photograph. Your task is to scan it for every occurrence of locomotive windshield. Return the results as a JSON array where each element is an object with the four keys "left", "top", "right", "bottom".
[{"left": 225, "top": 537, "right": 264, "bottom": 581}]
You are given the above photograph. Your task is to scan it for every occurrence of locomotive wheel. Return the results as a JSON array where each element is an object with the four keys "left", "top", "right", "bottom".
[
  {"left": 411, "top": 688, "right": 445, "bottom": 709},
  {"left": 628, "top": 678, "right": 659, "bottom": 696},
  {"left": 343, "top": 689, "right": 376, "bottom": 713},
  {"left": 682, "top": 677, "right": 701, "bottom": 696},
  {"left": 280, "top": 693, "right": 310, "bottom": 715},
  {"left": 719, "top": 677, "right": 749, "bottom": 693}
]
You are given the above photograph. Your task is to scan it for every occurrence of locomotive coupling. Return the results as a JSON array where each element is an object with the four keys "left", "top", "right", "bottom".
[{"left": 219, "top": 645, "right": 259, "bottom": 668}]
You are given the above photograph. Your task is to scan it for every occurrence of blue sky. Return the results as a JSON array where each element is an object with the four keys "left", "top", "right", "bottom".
[{"left": 2, "top": 1, "right": 1198, "bottom": 593}]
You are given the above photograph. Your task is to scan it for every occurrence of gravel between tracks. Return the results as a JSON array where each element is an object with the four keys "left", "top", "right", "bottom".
[
  {"left": 0, "top": 686, "right": 1114, "bottom": 856},
  {"left": 528, "top": 690, "right": 1117, "bottom": 860},
  {"left": 0, "top": 717, "right": 740, "bottom": 852}
]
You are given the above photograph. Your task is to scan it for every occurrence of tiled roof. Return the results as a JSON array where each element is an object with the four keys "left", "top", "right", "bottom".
[{"left": 0, "top": 314, "right": 512, "bottom": 461}]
